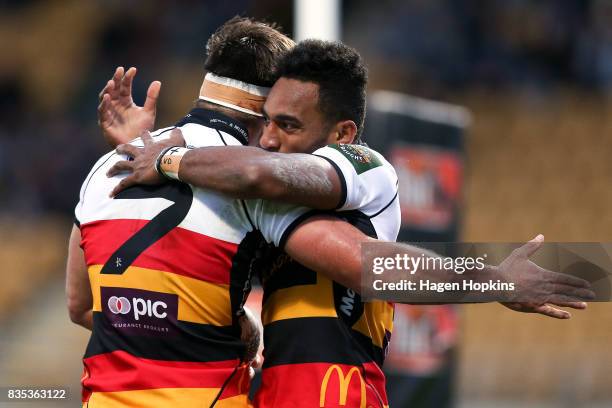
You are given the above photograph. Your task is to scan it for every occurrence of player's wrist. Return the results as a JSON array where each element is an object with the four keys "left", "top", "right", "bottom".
[{"left": 155, "top": 146, "right": 192, "bottom": 181}]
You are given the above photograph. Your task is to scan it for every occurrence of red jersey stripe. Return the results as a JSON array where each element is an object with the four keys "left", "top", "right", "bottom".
[
  {"left": 83, "top": 350, "right": 247, "bottom": 394},
  {"left": 80, "top": 219, "right": 238, "bottom": 285},
  {"left": 253, "top": 361, "right": 388, "bottom": 408}
]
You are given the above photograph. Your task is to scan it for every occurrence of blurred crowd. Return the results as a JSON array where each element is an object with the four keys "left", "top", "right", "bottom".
[
  {"left": 1, "top": 0, "right": 611, "bottom": 217},
  {"left": 347, "top": 0, "right": 612, "bottom": 95}
]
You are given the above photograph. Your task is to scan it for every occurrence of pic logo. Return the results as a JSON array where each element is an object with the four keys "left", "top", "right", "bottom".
[
  {"left": 106, "top": 295, "right": 168, "bottom": 321},
  {"left": 107, "top": 296, "right": 131, "bottom": 315},
  {"left": 101, "top": 287, "right": 178, "bottom": 336}
]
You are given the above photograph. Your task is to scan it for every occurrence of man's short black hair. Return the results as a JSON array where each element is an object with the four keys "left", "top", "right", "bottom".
[
  {"left": 276, "top": 39, "right": 368, "bottom": 138},
  {"left": 205, "top": 16, "right": 294, "bottom": 87}
]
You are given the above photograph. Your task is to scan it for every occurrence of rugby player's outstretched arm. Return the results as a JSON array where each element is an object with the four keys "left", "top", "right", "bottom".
[
  {"left": 284, "top": 217, "right": 594, "bottom": 319},
  {"left": 108, "top": 130, "right": 343, "bottom": 209},
  {"left": 65, "top": 225, "right": 93, "bottom": 330}
]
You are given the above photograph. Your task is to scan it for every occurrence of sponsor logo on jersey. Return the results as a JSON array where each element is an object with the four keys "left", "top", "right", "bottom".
[
  {"left": 339, "top": 289, "right": 356, "bottom": 317},
  {"left": 330, "top": 144, "right": 383, "bottom": 174},
  {"left": 107, "top": 296, "right": 131, "bottom": 315},
  {"left": 319, "top": 365, "right": 366, "bottom": 408},
  {"left": 333, "top": 282, "right": 364, "bottom": 327},
  {"left": 101, "top": 287, "right": 178, "bottom": 336}
]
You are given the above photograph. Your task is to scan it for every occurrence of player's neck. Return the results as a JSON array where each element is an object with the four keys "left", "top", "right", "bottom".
[
  {"left": 193, "top": 99, "right": 261, "bottom": 145},
  {"left": 194, "top": 99, "right": 241, "bottom": 122}
]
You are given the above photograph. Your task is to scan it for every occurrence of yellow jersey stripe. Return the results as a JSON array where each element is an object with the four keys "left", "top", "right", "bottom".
[{"left": 88, "top": 264, "right": 231, "bottom": 326}]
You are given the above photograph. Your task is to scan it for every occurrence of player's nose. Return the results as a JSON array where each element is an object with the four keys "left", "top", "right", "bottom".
[{"left": 259, "top": 126, "right": 281, "bottom": 152}]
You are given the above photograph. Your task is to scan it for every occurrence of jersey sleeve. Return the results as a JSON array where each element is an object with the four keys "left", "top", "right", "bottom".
[
  {"left": 243, "top": 199, "right": 318, "bottom": 248},
  {"left": 74, "top": 150, "right": 116, "bottom": 228},
  {"left": 313, "top": 144, "right": 399, "bottom": 215}
]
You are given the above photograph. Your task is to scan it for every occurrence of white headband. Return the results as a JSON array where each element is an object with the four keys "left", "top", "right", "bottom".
[
  {"left": 203, "top": 73, "right": 271, "bottom": 97},
  {"left": 198, "top": 73, "right": 271, "bottom": 117},
  {"left": 197, "top": 96, "right": 263, "bottom": 117}
]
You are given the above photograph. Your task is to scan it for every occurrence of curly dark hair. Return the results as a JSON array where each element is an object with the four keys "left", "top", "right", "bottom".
[
  {"left": 276, "top": 39, "right": 368, "bottom": 138},
  {"left": 204, "top": 16, "right": 295, "bottom": 87}
]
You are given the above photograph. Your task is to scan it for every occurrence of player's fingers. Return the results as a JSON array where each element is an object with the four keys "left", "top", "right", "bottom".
[
  {"left": 115, "top": 143, "right": 140, "bottom": 158},
  {"left": 98, "top": 93, "right": 112, "bottom": 112},
  {"left": 544, "top": 268, "right": 592, "bottom": 289},
  {"left": 144, "top": 81, "right": 161, "bottom": 113},
  {"left": 545, "top": 272, "right": 595, "bottom": 297},
  {"left": 109, "top": 66, "right": 124, "bottom": 98},
  {"left": 552, "top": 284, "right": 595, "bottom": 301},
  {"left": 98, "top": 79, "right": 113, "bottom": 102},
  {"left": 547, "top": 292, "right": 594, "bottom": 305},
  {"left": 140, "top": 131, "right": 154, "bottom": 147},
  {"left": 516, "top": 234, "right": 544, "bottom": 258},
  {"left": 106, "top": 160, "right": 134, "bottom": 178},
  {"left": 547, "top": 301, "right": 587, "bottom": 310},
  {"left": 534, "top": 304, "right": 570, "bottom": 319},
  {"left": 120, "top": 67, "right": 137, "bottom": 97},
  {"left": 110, "top": 177, "right": 137, "bottom": 197},
  {"left": 97, "top": 94, "right": 112, "bottom": 126},
  {"left": 97, "top": 93, "right": 106, "bottom": 113},
  {"left": 113, "top": 66, "right": 124, "bottom": 82}
]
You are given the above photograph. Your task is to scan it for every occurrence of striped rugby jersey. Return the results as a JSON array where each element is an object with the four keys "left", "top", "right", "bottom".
[
  {"left": 244, "top": 144, "right": 401, "bottom": 408},
  {"left": 75, "top": 107, "right": 399, "bottom": 407},
  {"left": 75, "top": 109, "right": 263, "bottom": 407}
]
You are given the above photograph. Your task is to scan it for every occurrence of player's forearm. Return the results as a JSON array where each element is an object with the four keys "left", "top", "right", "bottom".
[
  {"left": 68, "top": 308, "right": 93, "bottom": 330},
  {"left": 177, "top": 147, "right": 341, "bottom": 209},
  {"left": 285, "top": 217, "right": 504, "bottom": 299},
  {"left": 66, "top": 283, "right": 94, "bottom": 329},
  {"left": 239, "top": 306, "right": 261, "bottom": 363},
  {"left": 66, "top": 225, "right": 94, "bottom": 330}
]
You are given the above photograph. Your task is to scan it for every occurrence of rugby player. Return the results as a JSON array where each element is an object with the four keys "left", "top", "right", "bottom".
[
  {"left": 66, "top": 17, "right": 296, "bottom": 407},
  {"left": 103, "top": 40, "right": 593, "bottom": 407}
]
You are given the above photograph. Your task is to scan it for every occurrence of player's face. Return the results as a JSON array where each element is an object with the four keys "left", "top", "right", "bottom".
[{"left": 258, "top": 78, "right": 336, "bottom": 153}]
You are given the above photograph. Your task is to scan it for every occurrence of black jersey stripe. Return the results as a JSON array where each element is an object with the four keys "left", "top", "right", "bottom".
[
  {"left": 84, "top": 312, "right": 245, "bottom": 362},
  {"left": 262, "top": 317, "right": 385, "bottom": 368},
  {"left": 228, "top": 229, "right": 266, "bottom": 322}
]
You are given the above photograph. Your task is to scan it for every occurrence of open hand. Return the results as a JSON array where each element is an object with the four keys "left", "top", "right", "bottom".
[
  {"left": 98, "top": 66, "right": 161, "bottom": 147},
  {"left": 497, "top": 235, "right": 594, "bottom": 319},
  {"left": 501, "top": 300, "right": 587, "bottom": 319}
]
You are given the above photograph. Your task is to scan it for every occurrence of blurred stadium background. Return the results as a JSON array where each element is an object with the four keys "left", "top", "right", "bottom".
[{"left": 0, "top": 1, "right": 611, "bottom": 407}]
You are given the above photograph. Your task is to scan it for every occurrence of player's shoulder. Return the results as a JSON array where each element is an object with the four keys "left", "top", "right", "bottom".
[
  {"left": 179, "top": 121, "right": 244, "bottom": 148},
  {"left": 314, "top": 143, "right": 396, "bottom": 177},
  {"left": 313, "top": 143, "right": 398, "bottom": 214},
  {"left": 128, "top": 123, "right": 242, "bottom": 150},
  {"left": 82, "top": 148, "right": 120, "bottom": 184}
]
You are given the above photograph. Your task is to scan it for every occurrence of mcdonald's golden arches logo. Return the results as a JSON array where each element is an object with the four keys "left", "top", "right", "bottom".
[{"left": 319, "top": 365, "right": 366, "bottom": 408}]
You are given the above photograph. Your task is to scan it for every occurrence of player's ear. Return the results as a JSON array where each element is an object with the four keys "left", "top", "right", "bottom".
[{"left": 334, "top": 120, "right": 357, "bottom": 144}]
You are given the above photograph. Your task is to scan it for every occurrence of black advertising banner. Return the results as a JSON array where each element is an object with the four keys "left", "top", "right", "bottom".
[{"left": 364, "top": 90, "right": 470, "bottom": 242}]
